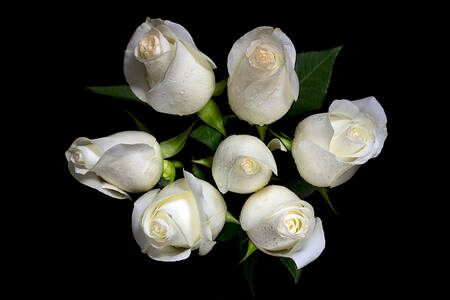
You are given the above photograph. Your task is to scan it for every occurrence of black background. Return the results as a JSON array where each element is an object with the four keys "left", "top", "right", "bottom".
[{"left": 3, "top": 3, "right": 446, "bottom": 299}]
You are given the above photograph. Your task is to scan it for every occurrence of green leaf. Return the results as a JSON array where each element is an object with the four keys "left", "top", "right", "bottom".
[
  {"left": 288, "top": 46, "right": 342, "bottom": 116},
  {"left": 239, "top": 240, "right": 258, "bottom": 264},
  {"left": 197, "top": 100, "right": 226, "bottom": 136},
  {"left": 190, "top": 125, "right": 223, "bottom": 151},
  {"left": 161, "top": 160, "right": 176, "bottom": 183},
  {"left": 216, "top": 222, "right": 241, "bottom": 242},
  {"left": 226, "top": 211, "right": 240, "bottom": 225},
  {"left": 280, "top": 257, "right": 302, "bottom": 283},
  {"left": 238, "top": 231, "right": 257, "bottom": 298},
  {"left": 317, "top": 187, "right": 339, "bottom": 215},
  {"left": 213, "top": 77, "right": 227, "bottom": 96},
  {"left": 284, "top": 178, "right": 317, "bottom": 198},
  {"left": 269, "top": 129, "right": 292, "bottom": 151},
  {"left": 191, "top": 163, "right": 207, "bottom": 180},
  {"left": 192, "top": 156, "right": 213, "bottom": 168},
  {"left": 256, "top": 125, "right": 268, "bottom": 141},
  {"left": 87, "top": 85, "right": 140, "bottom": 102},
  {"left": 124, "top": 109, "right": 152, "bottom": 134},
  {"left": 160, "top": 122, "right": 195, "bottom": 159}
]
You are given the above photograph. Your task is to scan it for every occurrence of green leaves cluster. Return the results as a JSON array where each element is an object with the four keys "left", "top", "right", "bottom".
[{"left": 87, "top": 46, "right": 342, "bottom": 294}]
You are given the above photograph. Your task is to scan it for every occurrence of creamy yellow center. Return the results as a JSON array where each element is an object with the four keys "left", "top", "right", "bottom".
[
  {"left": 347, "top": 125, "right": 370, "bottom": 143},
  {"left": 148, "top": 211, "right": 169, "bottom": 242},
  {"left": 239, "top": 158, "right": 260, "bottom": 175},
  {"left": 73, "top": 150, "right": 83, "bottom": 162},
  {"left": 282, "top": 211, "right": 304, "bottom": 235},
  {"left": 138, "top": 34, "right": 164, "bottom": 59},
  {"left": 248, "top": 46, "right": 277, "bottom": 70}
]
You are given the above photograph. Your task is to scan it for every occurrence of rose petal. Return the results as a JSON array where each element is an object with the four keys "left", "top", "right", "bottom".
[
  {"left": 67, "top": 163, "right": 129, "bottom": 199},
  {"left": 146, "top": 37, "right": 215, "bottom": 115},
  {"left": 293, "top": 113, "right": 334, "bottom": 150},
  {"left": 227, "top": 26, "right": 273, "bottom": 79},
  {"left": 212, "top": 135, "right": 277, "bottom": 194},
  {"left": 293, "top": 140, "right": 356, "bottom": 187},
  {"left": 183, "top": 170, "right": 216, "bottom": 256},
  {"left": 92, "top": 143, "right": 161, "bottom": 193},
  {"left": 287, "top": 218, "right": 325, "bottom": 269},
  {"left": 164, "top": 20, "right": 216, "bottom": 68},
  {"left": 132, "top": 189, "right": 160, "bottom": 252}
]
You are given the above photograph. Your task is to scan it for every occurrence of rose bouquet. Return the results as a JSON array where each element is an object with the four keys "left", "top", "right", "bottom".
[{"left": 65, "top": 17, "right": 387, "bottom": 296}]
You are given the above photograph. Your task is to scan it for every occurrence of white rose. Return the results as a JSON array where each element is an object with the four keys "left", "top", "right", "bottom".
[
  {"left": 212, "top": 135, "right": 277, "bottom": 194},
  {"left": 227, "top": 26, "right": 299, "bottom": 125},
  {"left": 124, "top": 17, "right": 216, "bottom": 115},
  {"left": 240, "top": 185, "right": 325, "bottom": 269},
  {"left": 65, "top": 131, "right": 163, "bottom": 199},
  {"left": 132, "top": 170, "right": 227, "bottom": 261},
  {"left": 292, "top": 97, "right": 388, "bottom": 187}
]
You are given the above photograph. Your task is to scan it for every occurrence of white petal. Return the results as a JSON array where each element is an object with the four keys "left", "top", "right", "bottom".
[
  {"left": 196, "top": 180, "right": 227, "bottom": 239},
  {"left": 329, "top": 100, "right": 360, "bottom": 120},
  {"left": 240, "top": 185, "right": 302, "bottom": 231},
  {"left": 145, "top": 244, "right": 192, "bottom": 262},
  {"left": 132, "top": 189, "right": 160, "bottom": 252},
  {"left": 287, "top": 218, "right": 325, "bottom": 269},
  {"left": 352, "top": 96, "right": 388, "bottom": 158},
  {"left": 151, "top": 188, "right": 200, "bottom": 248},
  {"left": 267, "top": 138, "right": 288, "bottom": 152},
  {"left": 147, "top": 38, "right": 215, "bottom": 115},
  {"left": 163, "top": 20, "right": 216, "bottom": 68},
  {"left": 292, "top": 140, "right": 355, "bottom": 187},
  {"left": 183, "top": 170, "right": 216, "bottom": 256},
  {"left": 67, "top": 163, "right": 129, "bottom": 199},
  {"left": 226, "top": 157, "right": 273, "bottom": 194},
  {"left": 212, "top": 135, "right": 277, "bottom": 194},
  {"left": 123, "top": 20, "right": 154, "bottom": 102},
  {"left": 92, "top": 143, "right": 162, "bottom": 193},
  {"left": 272, "top": 28, "right": 299, "bottom": 100},
  {"left": 227, "top": 26, "right": 273, "bottom": 78},
  {"left": 228, "top": 62, "right": 294, "bottom": 125},
  {"left": 293, "top": 113, "right": 334, "bottom": 150},
  {"left": 353, "top": 96, "right": 387, "bottom": 125}
]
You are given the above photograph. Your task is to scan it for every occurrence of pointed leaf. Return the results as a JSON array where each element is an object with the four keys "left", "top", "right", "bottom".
[
  {"left": 87, "top": 85, "right": 140, "bottom": 102},
  {"left": 216, "top": 222, "right": 241, "bottom": 242},
  {"left": 190, "top": 125, "right": 223, "bottom": 151},
  {"left": 239, "top": 240, "right": 258, "bottom": 264},
  {"left": 213, "top": 77, "right": 227, "bottom": 97},
  {"left": 317, "top": 187, "right": 339, "bottom": 215},
  {"left": 191, "top": 163, "right": 207, "bottom": 180},
  {"left": 284, "top": 178, "right": 317, "bottom": 198},
  {"left": 269, "top": 129, "right": 292, "bottom": 151},
  {"left": 288, "top": 46, "right": 342, "bottom": 116},
  {"left": 256, "top": 125, "right": 268, "bottom": 141},
  {"left": 124, "top": 109, "right": 152, "bottom": 134},
  {"left": 238, "top": 231, "right": 257, "bottom": 298},
  {"left": 160, "top": 122, "right": 195, "bottom": 159},
  {"left": 192, "top": 156, "right": 213, "bottom": 168},
  {"left": 280, "top": 257, "right": 302, "bottom": 283},
  {"left": 197, "top": 100, "right": 226, "bottom": 136},
  {"left": 226, "top": 211, "right": 240, "bottom": 225}
]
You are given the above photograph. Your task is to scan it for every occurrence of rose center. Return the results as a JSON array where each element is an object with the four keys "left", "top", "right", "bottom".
[
  {"left": 238, "top": 158, "right": 260, "bottom": 175},
  {"left": 347, "top": 125, "right": 370, "bottom": 143},
  {"left": 283, "top": 212, "right": 303, "bottom": 234},
  {"left": 138, "top": 34, "right": 164, "bottom": 60},
  {"left": 248, "top": 46, "right": 277, "bottom": 70},
  {"left": 148, "top": 212, "right": 169, "bottom": 242},
  {"left": 73, "top": 150, "right": 83, "bottom": 163}
]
